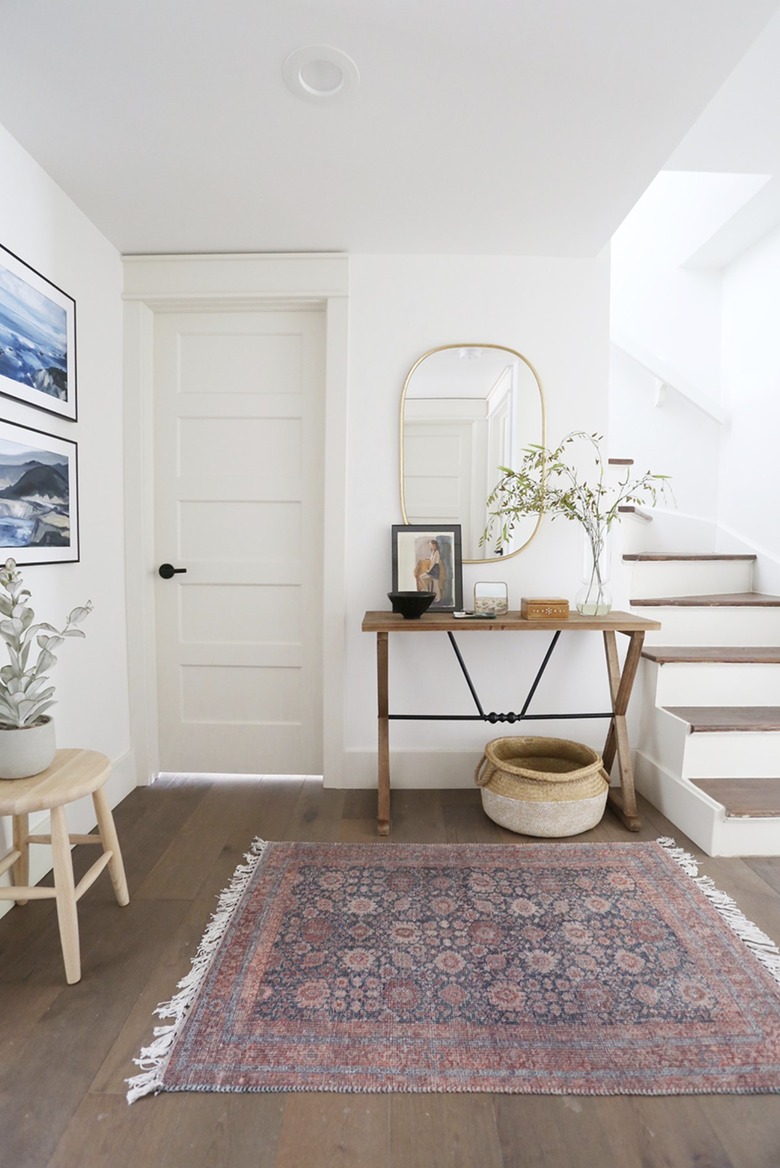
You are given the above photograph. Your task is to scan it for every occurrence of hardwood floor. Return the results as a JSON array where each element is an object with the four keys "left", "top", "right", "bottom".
[{"left": 1, "top": 777, "right": 779, "bottom": 1168}]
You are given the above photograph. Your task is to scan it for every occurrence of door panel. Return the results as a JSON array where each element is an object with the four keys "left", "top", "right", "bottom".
[{"left": 154, "top": 308, "right": 325, "bottom": 774}]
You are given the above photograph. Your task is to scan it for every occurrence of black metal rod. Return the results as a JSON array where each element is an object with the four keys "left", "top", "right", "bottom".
[
  {"left": 519, "top": 630, "right": 561, "bottom": 717},
  {"left": 388, "top": 712, "right": 614, "bottom": 722},
  {"left": 446, "top": 631, "right": 485, "bottom": 716}
]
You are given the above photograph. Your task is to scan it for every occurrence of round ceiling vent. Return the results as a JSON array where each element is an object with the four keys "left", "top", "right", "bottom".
[{"left": 283, "top": 46, "right": 360, "bottom": 104}]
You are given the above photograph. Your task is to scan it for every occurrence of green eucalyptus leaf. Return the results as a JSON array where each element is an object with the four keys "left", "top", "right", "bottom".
[
  {"left": 26, "top": 698, "right": 56, "bottom": 720},
  {"left": 35, "top": 649, "right": 56, "bottom": 674},
  {"left": 0, "top": 560, "right": 92, "bottom": 717},
  {"left": 0, "top": 618, "right": 23, "bottom": 640},
  {"left": 68, "top": 603, "right": 93, "bottom": 625}
]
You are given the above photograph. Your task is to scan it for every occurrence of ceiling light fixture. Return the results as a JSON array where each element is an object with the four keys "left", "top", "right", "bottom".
[{"left": 283, "top": 46, "right": 360, "bottom": 104}]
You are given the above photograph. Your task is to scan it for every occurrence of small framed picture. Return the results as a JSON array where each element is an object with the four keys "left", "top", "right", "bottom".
[
  {"left": 391, "top": 524, "right": 463, "bottom": 612},
  {"left": 0, "top": 419, "right": 79, "bottom": 564},
  {"left": 0, "top": 243, "right": 77, "bottom": 421}
]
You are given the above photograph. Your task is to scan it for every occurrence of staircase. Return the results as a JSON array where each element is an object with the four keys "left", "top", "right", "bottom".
[{"left": 624, "top": 552, "right": 780, "bottom": 856}]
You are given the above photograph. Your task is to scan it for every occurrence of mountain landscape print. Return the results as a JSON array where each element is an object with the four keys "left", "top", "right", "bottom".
[
  {"left": 0, "top": 420, "right": 79, "bottom": 564},
  {"left": 0, "top": 245, "right": 77, "bottom": 420}
]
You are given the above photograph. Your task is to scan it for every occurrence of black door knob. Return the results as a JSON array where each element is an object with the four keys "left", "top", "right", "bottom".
[{"left": 158, "top": 563, "right": 187, "bottom": 579}]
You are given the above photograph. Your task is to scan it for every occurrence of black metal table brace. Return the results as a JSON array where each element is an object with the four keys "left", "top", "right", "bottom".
[{"left": 388, "top": 630, "right": 614, "bottom": 725}]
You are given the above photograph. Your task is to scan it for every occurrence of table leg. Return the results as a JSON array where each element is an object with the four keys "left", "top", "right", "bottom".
[
  {"left": 92, "top": 786, "right": 130, "bottom": 906},
  {"left": 11, "top": 813, "right": 29, "bottom": 905},
  {"left": 602, "top": 630, "right": 645, "bottom": 831},
  {"left": 377, "top": 631, "right": 390, "bottom": 835},
  {"left": 50, "top": 804, "right": 81, "bottom": 985}
]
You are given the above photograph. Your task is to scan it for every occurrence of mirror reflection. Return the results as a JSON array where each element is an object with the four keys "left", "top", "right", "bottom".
[{"left": 400, "top": 345, "right": 545, "bottom": 561}]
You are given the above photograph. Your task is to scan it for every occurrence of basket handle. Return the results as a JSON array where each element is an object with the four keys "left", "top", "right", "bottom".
[{"left": 474, "top": 754, "right": 495, "bottom": 788}]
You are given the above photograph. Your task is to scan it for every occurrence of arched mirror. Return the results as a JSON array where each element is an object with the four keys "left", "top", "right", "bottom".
[{"left": 400, "top": 344, "right": 545, "bottom": 562}]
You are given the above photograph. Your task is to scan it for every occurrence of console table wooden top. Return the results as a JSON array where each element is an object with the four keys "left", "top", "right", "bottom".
[
  {"left": 362, "top": 610, "right": 660, "bottom": 634},
  {"left": 362, "top": 608, "right": 661, "bottom": 836}
]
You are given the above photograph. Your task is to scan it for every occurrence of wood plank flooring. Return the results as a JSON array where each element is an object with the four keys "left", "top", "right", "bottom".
[{"left": 1, "top": 777, "right": 779, "bottom": 1168}]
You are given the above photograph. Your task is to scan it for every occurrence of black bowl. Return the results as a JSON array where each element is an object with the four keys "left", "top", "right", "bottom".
[{"left": 387, "top": 590, "right": 435, "bottom": 619}]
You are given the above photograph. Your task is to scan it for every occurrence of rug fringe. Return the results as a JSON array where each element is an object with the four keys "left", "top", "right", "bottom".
[
  {"left": 656, "top": 836, "right": 780, "bottom": 989},
  {"left": 125, "top": 836, "right": 268, "bottom": 1104}
]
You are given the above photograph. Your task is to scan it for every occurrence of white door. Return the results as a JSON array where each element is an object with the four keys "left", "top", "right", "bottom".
[
  {"left": 153, "top": 307, "right": 325, "bottom": 774},
  {"left": 404, "top": 410, "right": 486, "bottom": 553}
]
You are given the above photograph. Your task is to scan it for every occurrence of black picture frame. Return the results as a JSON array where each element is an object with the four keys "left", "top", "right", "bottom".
[
  {"left": 0, "top": 242, "right": 77, "bottom": 421},
  {"left": 391, "top": 524, "right": 463, "bottom": 612},
  {"left": 0, "top": 419, "right": 79, "bottom": 564}
]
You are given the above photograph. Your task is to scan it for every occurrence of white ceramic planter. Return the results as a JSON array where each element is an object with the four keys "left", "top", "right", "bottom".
[{"left": 0, "top": 716, "right": 56, "bottom": 780}]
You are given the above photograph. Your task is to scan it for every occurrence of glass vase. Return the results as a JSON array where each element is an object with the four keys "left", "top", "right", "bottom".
[{"left": 575, "top": 526, "right": 612, "bottom": 616}]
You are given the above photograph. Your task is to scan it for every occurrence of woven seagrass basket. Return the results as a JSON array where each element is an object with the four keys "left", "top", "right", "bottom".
[{"left": 474, "top": 735, "right": 609, "bottom": 837}]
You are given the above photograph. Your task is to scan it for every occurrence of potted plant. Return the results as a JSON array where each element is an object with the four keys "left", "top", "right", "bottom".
[
  {"left": 0, "top": 558, "right": 92, "bottom": 779},
  {"left": 483, "top": 431, "right": 671, "bottom": 614}
]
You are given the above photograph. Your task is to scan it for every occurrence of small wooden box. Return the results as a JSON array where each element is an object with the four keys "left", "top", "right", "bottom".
[{"left": 520, "top": 597, "right": 570, "bottom": 620}]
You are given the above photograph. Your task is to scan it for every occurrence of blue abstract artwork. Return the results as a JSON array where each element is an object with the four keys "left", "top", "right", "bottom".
[
  {"left": 0, "top": 246, "right": 76, "bottom": 420},
  {"left": 0, "top": 421, "right": 78, "bottom": 564}
]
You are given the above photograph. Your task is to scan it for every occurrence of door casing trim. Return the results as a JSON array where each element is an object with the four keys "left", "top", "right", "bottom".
[{"left": 122, "top": 253, "right": 350, "bottom": 785}]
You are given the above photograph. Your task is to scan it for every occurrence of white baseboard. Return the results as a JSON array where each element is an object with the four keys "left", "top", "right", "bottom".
[{"left": 0, "top": 748, "right": 137, "bottom": 922}]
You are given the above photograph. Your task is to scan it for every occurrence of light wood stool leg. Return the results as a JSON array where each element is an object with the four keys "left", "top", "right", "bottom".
[
  {"left": 11, "top": 813, "right": 30, "bottom": 905},
  {"left": 50, "top": 804, "right": 81, "bottom": 985},
  {"left": 92, "top": 787, "right": 129, "bottom": 906}
]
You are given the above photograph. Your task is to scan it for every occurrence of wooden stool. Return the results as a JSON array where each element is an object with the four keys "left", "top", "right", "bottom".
[{"left": 0, "top": 748, "right": 129, "bottom": 983}]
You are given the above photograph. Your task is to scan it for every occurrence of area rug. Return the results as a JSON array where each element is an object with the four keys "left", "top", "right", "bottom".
[{"left": 126, "top": 838, "right": 780, "bottom": 1101}]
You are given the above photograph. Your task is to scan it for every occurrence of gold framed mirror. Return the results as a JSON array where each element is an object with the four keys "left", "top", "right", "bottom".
[{"left": 400, "top": 344, "right": 545, "bottom": 562}]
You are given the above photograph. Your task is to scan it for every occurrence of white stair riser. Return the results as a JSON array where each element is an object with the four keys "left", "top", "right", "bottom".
[
  {"left": 641, "top": 606, "right": 780, "bottom": 646},
  {"left": 635, "top": 753, "right": 780, "bottom": 857},
  {"left": 649, "top": 661, "right": 780, "bottom": 706},
  {"left": 640, "top": 706, "right": 780, "bottom": 777},
  {"left": 682, "top": 731, "right": 780, "bottom": 779},
  {"left": 627, "top": 560, "right": 754, "bottom": 598}
]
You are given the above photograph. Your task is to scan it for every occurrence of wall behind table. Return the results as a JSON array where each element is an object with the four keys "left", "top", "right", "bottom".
[
  {"left": 0, "top": 123, "right": 133, "bottom": 909},
  {"left": 338, "top": 253, "right": 612, "bottom": 788}
]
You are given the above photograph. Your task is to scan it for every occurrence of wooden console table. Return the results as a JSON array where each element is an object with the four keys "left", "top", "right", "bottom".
[{"left": 361, "top": 609, "right": 661, "bottom": 836}]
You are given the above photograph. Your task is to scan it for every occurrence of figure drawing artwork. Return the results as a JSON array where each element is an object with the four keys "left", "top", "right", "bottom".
[
  {"left": 0, "top": 244, "right": 77, "bottom": 421},
  {"left": 392, "top": 524, "right": 463, "bottom": 611},
  {"left": 0, "top": 420, "right": 79, "bottom": 564}
]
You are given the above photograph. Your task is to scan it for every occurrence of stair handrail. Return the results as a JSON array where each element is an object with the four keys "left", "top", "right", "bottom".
[{"left": 611, "top": 331, "right": 728, "bottom": 425}]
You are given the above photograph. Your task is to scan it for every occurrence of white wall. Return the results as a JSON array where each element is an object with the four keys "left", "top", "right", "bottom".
[
  {"left": 609, "top": 344, "right": 721, "bottom": 536},
  {"left": 610, "top": 172, "right": 780, "bottom": 576},
  {"left": 609, "top": 172, "right": 729, "bottom": 531},
  {"left": 719, "top": 222, "right": 780, "bottom": 571},
  {"left": 0, "top": 123, "right": 133, "bottom": 908},
  {"left": 341, "top": 253, "right": 614, "bottom": 788}
]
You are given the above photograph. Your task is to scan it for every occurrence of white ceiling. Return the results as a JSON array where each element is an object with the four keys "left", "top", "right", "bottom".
[{"left": 1, "top": 0, "right": 779, "bottom": 257}]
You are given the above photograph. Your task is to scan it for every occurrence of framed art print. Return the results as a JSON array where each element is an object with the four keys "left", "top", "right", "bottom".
[
  {"left": 0, "top": 419, "right": 79, "bottom": 564},
  {"left": 0, "top": 243, "right": 77, "bottom": 421},
  {"left": 391, "top": 524, "right": 463, "bottom": 612}
]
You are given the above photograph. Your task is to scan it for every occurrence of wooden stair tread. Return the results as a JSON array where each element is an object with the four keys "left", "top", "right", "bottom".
[
  {"left": 642, "top": 646, "right": 780, "bottom": 664},
  {"left": 631, "top": 592, "right": 780, "bottom": 607},
  {"left": 664, "top": 705, "right": 780, "bottom": 732},
  {"left": 624, "top": 553, "right": 756, "bottom": 562},
  {"left": 690, "top": 778, "right": 780, "bottom": 818}
]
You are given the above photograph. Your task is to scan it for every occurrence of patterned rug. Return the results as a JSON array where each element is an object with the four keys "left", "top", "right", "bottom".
[{"left": 127, "top": 838, "right": 780, "bottom": 1101}]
